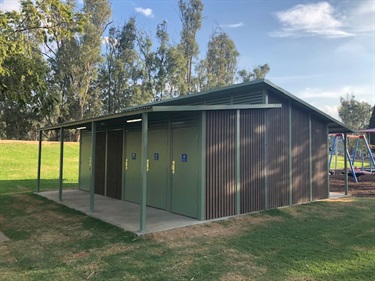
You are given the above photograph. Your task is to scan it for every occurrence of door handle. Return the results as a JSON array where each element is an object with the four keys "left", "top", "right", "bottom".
[
  {"left": 147, "top": 159, "right": 149, "bottom": 172},
  {"left": 125, "top": 159, "right": 128, "bottom": 170},
  {"left": 88, "top": 157, "right": 92, "bottom": 170},
  {"left": 171, "top": 160, "right": 175, "bottom": 176}
]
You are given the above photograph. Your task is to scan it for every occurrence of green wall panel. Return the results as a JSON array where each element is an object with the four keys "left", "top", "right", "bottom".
[
  {"left": 171, "top": 127, "right": 199, "bottom": 218},
  {"left": 79, "top": 132, "right": 92, "bottom": 192},
  {"left": 147, "top": 129, "right": 168, "bottom": 209},
  {"left": 124, "top": 131, "right": 142, "bottom": 203}
]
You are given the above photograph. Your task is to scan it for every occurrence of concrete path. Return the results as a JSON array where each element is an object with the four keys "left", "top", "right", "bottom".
[
  {"left": 38, "top": 190, "right": 347, "bottom": 235},
  {"left": 329, "top": 192, "right": 349, "bottom": 199},
  {"left": 39, "top": 190, "right": 203, "bottom": 235}
]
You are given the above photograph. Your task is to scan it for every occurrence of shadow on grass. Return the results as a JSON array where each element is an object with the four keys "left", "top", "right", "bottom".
[
  {"left": 226, "top": 200, "right": 375, "bottom": 280},
  {"left": 0, "top": 179, "right": 78, "bottom": 195}
]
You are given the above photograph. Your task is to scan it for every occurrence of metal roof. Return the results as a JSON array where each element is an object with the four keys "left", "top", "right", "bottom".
[{"left": 40, "top": 79, "right": 353, "bottom": 134}]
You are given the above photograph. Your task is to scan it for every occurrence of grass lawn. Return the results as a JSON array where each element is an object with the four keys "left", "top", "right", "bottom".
[
  {"left": 0, "top": 194, "right": 374, "bottom": 280},
  {"left": 1, "top": 141, "right": 374, "bottom": 280},
  {"left": 329, "top": 155, "right": 372, "bottom": 170},
  {"left": 0, "top": 140, "right": 79, "bottom": 194}
]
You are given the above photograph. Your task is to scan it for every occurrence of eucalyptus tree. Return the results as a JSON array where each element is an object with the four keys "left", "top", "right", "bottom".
[
  {"left": 0, "top": 0, "right": 84, "bottom": 139},
  {"left": 198, "top": 30, "right": 239, "bottom": 91},
  {"left": 100, "top": 17, "right": 138, "bottom": 113},
  {"left": 237, "top": 64, "right": 270, "bottom": 83},
  {"left": 74, "top": 0, "right": 111, "bottom": 120},
  {"left": 338, "top": 94, "right": 372, "bottom": 130},
  {"left": 178, "top": 0, "right": 204, "bottom": 92}
]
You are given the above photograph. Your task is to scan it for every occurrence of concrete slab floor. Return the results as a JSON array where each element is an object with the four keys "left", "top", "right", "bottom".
[{"left": 38, "top": 190, "right": 203, "bottom": 235}]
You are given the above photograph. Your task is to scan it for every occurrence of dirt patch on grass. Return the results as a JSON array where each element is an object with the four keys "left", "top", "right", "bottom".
[
  {"left": 330, "top": 170, "right": 375, "bottom": 197},
  {"left": 148, "top": 214, "right": 280, "bottom": 245},
  {"left": 219, "top": 273, "right": 253, "bottom": 281}
]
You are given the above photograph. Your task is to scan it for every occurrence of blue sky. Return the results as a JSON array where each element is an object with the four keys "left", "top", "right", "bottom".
[{"left": 1, "top": 0, "right": 374, "bottom": 121}]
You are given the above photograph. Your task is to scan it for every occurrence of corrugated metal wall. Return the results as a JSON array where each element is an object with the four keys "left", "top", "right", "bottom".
[
  {"left": 311, "top": 119, "right": 328, "bottom": 200},
  {"left": 240, "top": 110, "right": 266, "bottom": 213},
  {"left": 267, "top": 96, "right": 290, "bottom": 208},
  {"left": 291, "top": 108, "right": 310, "bottom": 204},
  {"left": 205, "top": 110, "right": 236, "bottom": 219}
]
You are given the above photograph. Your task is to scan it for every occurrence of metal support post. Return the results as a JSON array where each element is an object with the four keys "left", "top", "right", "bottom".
[
  {"left": 37, "top": 131, "right": 42, "bottom": 193},
  {"left": 59, "top": 127, "right": 64, "bottom": 201},
  {"left": 90, "top": 122, "right": 96, "bottom": 213},
  {"left": 139, "top": 113, "right": 148, "bottom": 233},
  {"left": 344, "top": 133, "right": 348, "bottom": 195}
]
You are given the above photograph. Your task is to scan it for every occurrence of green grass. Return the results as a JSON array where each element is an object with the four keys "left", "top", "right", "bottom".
[
  {"left": 0, "top": 194, "right": 374, "bottom": 280},
  {"left": 329, "top": 155, "right": 372, "bottom": 170},
  {"left": 0, "top": 141, "right": 79, "bottom": 194},
  {"left": 1, "top": 141, "right": 374, "bottom": 280}
]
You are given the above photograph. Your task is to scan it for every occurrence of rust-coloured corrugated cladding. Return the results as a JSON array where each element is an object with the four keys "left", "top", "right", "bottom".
[
  {"left": 240, "top": 110, "right": 266, "bottom": 213},
  {"left": 205, "top": 110, "right": 236, "bottom": 220},
  {"left": 291, "top": 108, "right": 310, "bottom": 204},
  {"left": 311, "top": 119, "right": 328, "bottom": 200},
  {"left": 267, "top": 97, "right": 290, "bottom": 208}
]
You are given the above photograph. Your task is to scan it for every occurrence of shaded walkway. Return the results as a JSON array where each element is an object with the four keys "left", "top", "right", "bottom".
[{"left": 39, "top": 190, "right": 203, "bottom": 235}]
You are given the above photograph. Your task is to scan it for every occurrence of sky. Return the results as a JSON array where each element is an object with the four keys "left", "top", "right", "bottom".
[{"left": 1, "top": 0, "right": 374, "bottom": 121}]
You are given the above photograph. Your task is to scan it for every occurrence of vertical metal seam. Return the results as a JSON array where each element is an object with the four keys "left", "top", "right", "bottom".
[
  {"left": 140, "top": 112, "right": 148, "bottom": 233},
  {"left": 59, "top": 127, "right": 64, "bottom": 202},
  {"left": 200, "top": 111, "right": 206, "bottom": 220},
  {"left": 289, "top": 103, "right": 293, "bottom": 205},
  {"left": 90, "top": 122, "right": 96, "bottom": 213},
  {"left": 236, "top": 110, "right": 241, "bottom": 215},
  {"left": 37, "top": 131, "right": 42, "bottom": 193}
]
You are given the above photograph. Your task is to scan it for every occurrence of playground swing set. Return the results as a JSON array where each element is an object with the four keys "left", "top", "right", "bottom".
[{"left": 328, "top": 133, "right": 375, "bottom": 182}]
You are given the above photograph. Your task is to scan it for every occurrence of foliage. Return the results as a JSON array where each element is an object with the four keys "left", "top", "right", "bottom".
[
  {"left": 178, "top": 0, "right": 204, "bottom": 92},
  {"left": 0, "top": 0, "right": 270, "bottom": 140},
  {"left": 338, "top": 93, "right": 372, "bottom": 130},
  {"left": 197, "top": 29, "right": 239, "bottom": 90},
  {"left": 237, "top": 64, "right": 270, "bottom": 82}
]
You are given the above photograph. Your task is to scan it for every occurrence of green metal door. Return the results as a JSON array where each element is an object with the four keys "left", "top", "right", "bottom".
[
  {"left": 79, "top": 132, "right": 92, "bottom": 192},
  {"left": 147, "top": 129, "right": 168, "bottom": 209},
  {"left": 172, "top": 127, "right": 199, "bottom": 218},
  {"left": 124, "top": 131, "right": 141, "bottom": 203}
]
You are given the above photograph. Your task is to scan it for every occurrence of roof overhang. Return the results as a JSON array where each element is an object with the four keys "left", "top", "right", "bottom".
[{"left": 40, "top": 103, "right": 282, "bottom": 131}]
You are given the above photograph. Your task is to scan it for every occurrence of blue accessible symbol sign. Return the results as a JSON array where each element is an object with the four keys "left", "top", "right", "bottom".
[
  {"left": 154, "top": 153, "right": 159, "bottom": 160},
  {"left": 181, "top": 154, "right": 188, "bottom": 162},
  {"left": 131, "top": 153, "right": 136, "bottom": 160}
]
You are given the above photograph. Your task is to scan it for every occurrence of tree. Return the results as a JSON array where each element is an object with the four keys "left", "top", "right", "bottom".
[
  {"left": 178, "top": 0, "right": 203, "bottom": 92},
  {"left": 74, "top": 0, "right": 111, "bottom": 120},
  {"left": 0, "top": 0, "right": 85, "bottom": 139},
  {"left": 99, "top": 17, "right": 138, "bottom": 113},
  {"left": 197, "top": 29, "right": 239, "bottom": 91},
  {"left": 338, "top": 94, "right": 372, "bottom": 130},
  {"left": 237, "top": 64, "right": 270, "bottom": 83}
]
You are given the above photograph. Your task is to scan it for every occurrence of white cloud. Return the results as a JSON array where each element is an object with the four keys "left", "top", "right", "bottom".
[
  {"left": 135, "top": 7, "right": 154, "bottom": 18},
  {"left": 347, "top": 0, "right": 375, "bottom": 34},
  {"left": 270, "top": 2, "right": 354, "bottom": 38},
  {"left": 296, "top": 84, "right": 375, "bottom": 120},
  {"left": 0, "top": 0, "right": 21, "bottom": 12},
  {"left": 220, "top": 22, "right": 244, "bottom": 28}
]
